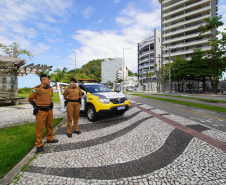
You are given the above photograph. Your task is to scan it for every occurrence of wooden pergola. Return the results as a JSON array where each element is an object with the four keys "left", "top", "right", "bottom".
[{"left": 0, "top": 56, "right": 52, "bottom": 105}]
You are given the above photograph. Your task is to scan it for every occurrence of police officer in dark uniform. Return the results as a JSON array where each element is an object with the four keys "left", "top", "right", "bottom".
[
  {"left": 63, "top": 78, "right": 82, "bottom": 137},
  {"left": 28, "top": 74, "right": 58, "bottom": 152}
]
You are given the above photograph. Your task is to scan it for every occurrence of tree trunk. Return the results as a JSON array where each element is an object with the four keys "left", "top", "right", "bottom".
[{"left": 202, "top": 77, "right": 206, "bottom": 93}]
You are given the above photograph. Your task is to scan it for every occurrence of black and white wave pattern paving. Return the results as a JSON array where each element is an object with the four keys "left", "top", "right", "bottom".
[
  {"left": 30, "top": 117, "right": 174, "bottom": 168},
  {"left": 0, "top": 104, "right": 66, "bottom": 127},
  {"left": 53, "top": 107, "right": 144, "bottom": 144},
  {"left": 12, "top": 102, "right": 226, "bottom": 185}
]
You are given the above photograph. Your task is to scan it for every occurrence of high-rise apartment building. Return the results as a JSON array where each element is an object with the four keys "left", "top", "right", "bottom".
[
  {"left": 138, "top": 29, "right": 161, "bottom": 84},
  {"left": 101, "top": 58, "right": 128, "bottom": 83},
  {"left": 158, "top": 0, "right": 218, "bottom": 64}
]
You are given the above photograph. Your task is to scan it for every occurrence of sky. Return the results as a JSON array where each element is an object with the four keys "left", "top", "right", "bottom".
[{"left": 0, "top": 0, "right": 226, "bottom": 88}]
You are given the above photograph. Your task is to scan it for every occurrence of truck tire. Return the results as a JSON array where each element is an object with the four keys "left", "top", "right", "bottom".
[{"left": 86, "top": 105, "right": 97, "bottom": 122}]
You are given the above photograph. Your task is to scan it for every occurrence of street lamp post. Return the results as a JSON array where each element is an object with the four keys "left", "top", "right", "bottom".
[
  {"left": 122, "top": 48, "right": 131, "bottom": 91},
  {"left": 168, "top": 47, "right": 171, "bottom": 99}
]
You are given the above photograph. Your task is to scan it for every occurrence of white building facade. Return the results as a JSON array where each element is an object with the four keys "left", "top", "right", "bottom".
[
  {"left": 138, "top": 29, "right": 161, "bottom": 85},
  {"left": 158, "top": 0, "right": 218, "bottom": 64},
  {"left": 123, "top": 76, "right": 138, "bottom": 89},
  {"left": 101, "top": 58, "right": 128, "bottom": 83}
]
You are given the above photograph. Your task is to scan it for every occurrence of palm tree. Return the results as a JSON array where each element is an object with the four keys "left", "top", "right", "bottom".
[
  {"left": 198, "top": 15, "right": 224, "bottom": 39},
  {"left": 146, "top": 70, "right": 153, "bottom": 91},
  {"left": 50, "top": 67, "right": 68, "bottom": 83}
]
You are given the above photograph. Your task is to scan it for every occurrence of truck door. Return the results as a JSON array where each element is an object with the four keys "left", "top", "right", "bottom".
[
  {"left": 80, "top": 90, "right": 86, "bottom": 112},
  {"left": 57, "top": 82, "right": 69, "bottom": 112}
]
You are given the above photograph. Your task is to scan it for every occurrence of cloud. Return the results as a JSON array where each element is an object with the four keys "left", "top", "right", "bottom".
[
  {"left": 72, "top": 3, "right": 161, "bottom": 72},
  {"left": 82, "top": 6, "right": 95, "bottom": 20},
  {"left": 36, "top": 23, "right": 62, "bottom": 35},
  {"left": 97, "top": 19, "right": 103, "bottom": 24},
  {"left": 114, "top": 0, "right": 120, "bottom": 3},
  {"left": 218, "top": 5, "right": 226, "bottom": 32},
  {"left": 0, "top": 0, "right": 72, "bottom": 52}
]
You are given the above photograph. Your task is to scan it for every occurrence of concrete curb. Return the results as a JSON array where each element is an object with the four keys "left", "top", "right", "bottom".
[{"left": 0, "top": 116, "right": 67, "bottom": 185}]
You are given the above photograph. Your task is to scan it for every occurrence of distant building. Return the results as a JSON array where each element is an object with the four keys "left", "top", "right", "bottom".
[
  {"left": 138, "top": 29, "right": 161, "bottom": 90},
  {"left": 101, "top": 58, "right": 128, "bottom": 83},
  {"left": 123, "top": 76, "right": 138, "bottom": 89},
  {"left": 158, "top": 0, "right": 218, "bottom": 64}
]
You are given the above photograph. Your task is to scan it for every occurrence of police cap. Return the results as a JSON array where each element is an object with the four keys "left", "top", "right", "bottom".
[
  {"left": 70, "top": 77, "right": 77, "bottom": 83},
  {"left": 40, "top": 74, "right": 50, "bottom": 78}
]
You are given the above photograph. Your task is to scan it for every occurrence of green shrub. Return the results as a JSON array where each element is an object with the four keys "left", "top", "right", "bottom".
[{"left": 18, "top": 87, "right": 32, "bottom": 93}]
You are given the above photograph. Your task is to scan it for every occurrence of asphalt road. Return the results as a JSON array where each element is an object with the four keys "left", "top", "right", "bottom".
[{"left": 127, "top": 94, "right": 226, "bottom": 132}]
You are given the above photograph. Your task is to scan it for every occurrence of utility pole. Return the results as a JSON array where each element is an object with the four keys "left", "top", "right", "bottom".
[{"left": 122, "top": 48, "right": 131, "bottom": 91}]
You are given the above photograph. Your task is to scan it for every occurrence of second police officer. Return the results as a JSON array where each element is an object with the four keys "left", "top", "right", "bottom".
[{"left": 63, "top": 78, "right": 82, "bottom": 137}]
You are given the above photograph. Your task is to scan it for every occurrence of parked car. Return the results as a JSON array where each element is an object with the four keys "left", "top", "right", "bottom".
[
  {"left": 127, "top": 88, "right": 134, "bottom": 92},
  {"left": 57, "top": 80, "right": 129, "bottom": 122}
]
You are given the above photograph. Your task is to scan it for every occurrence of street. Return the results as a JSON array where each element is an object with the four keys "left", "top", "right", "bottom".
[{"left": 127, "top": 94, "right": 226, "bottom": 132}]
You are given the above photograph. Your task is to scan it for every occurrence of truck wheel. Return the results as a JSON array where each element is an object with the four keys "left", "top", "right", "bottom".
[{"left": 86, "top": 105, "right": 97, "bottom": 122}]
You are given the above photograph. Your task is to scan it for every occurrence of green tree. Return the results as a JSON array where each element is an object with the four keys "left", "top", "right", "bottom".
[
  {"left": 78, "top": 59, "right": 103, "bottom": 82},
  {"left": 107, "top": 80, "right": 112, "bottom": 88},
  {"left": 0, "top": 42, "right": 34, "bottom": 59},
  {"left": 206, "top": 29, "right": 226, "bottom": 93},
  {"left": 189, "top": 49, "right": 209, "bottom": 92},
  {"left": 126, "top": 67, "right": 136, "bottom": 76},
  {"left": 198, "top": 15, "right": 224, "bottom": 93},
  {"left": 117, "top": 79, "right": 123, "bottom": 83}
]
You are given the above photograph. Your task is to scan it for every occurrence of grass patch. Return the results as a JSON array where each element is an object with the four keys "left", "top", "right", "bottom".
[
  {"left": 18, "top": 92, "right": 60, "bottom": 103},
  {"left": 130, "top": 91, "right": 145, "bottom": 93},
  {"left": 131, "top": 94, "right": 226, "bottom": 113},
  {"left": 152, "top": 94, "right": 226, "bottom": 103},
  {"left": 0, "top": 117, "right": 63, "bottom": 179}
]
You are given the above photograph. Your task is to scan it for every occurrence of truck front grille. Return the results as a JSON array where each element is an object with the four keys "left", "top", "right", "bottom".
[{"left": 110, "top": 97, "right": 126, "bottom": 104}]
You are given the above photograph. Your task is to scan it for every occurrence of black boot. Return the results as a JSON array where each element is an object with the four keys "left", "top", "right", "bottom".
[{"left": 37, "top": 146, "right": 43, "bottom": 152}]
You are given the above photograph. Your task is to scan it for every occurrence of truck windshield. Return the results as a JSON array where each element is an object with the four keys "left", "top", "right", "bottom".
[{"left": 84, "top": 84, "right": 112, "bottom": 93}]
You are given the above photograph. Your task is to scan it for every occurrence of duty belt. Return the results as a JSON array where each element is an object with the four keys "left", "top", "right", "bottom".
[
  {"left": 38, "top": 102, "right": 53, "bottom": 111},
  {"left": 68, "top": 99, "right": 79, "bottom": 102},
  {"left": 38, "top": 106, "right": 50, "bottom": 111},
  {"left": 33, "top": 102, "right": 53, "bottom": 115}
]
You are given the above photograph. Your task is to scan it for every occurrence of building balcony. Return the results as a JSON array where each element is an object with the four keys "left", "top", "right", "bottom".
[
  {"left": 163, "top": 45, "right": 211, "bottom": 58},
  {"left": 163, "top": 0, "right": 185, "bottom": 11},
  {"left": 163, "top": 0, "right": 210, "bottom": 17},
  {"left": 141, "top": 69, "right": 155, "bottom": 74},
  {"left": 163, "top": 31, "right": 210, "bottom": 44},
  {"left": 139, "top": 63, "right": 155, "bottom": 70},
  {"left": 139, "top": 40, "right": 154, "bottom": 50},
  {"left": 163, "top": 38, "right": 210, "bottom": 51},
  {"left": 163, "top": 5, "right": 210, "bottom": 24},
  {"left": 139, "top": 50, "right": 154, "bottom": 58},
  {"left": 139, "top": 56, "right": 154, "bottom": 64},
  {"left": 163, "top": 23, "right": 205, "bottom": 37},
  {"left": 163, "top": 14, "right": 210, "bottom": 31}
]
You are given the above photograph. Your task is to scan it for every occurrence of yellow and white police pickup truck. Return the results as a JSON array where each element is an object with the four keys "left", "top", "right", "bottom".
[{"left": 57, "top": 80, "right": 129, "bottom": 122}]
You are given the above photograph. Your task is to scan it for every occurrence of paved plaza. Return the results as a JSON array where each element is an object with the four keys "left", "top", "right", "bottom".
[{"left": 1, "top": 99, "right": 225, "bottom": 185}]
